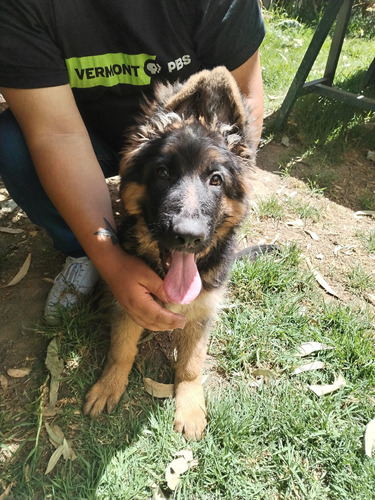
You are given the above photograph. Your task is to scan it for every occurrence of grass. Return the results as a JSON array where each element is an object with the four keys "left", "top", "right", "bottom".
[
  {"left": 255, "top": 193, "right": 322, "bottom": 223},
  {"left": 2, "top": 6, "right": 375, "bottom": 500},
  {"left": 346, "top": 264, "right": 374, "bottom": 294},
  {"left": 358, "top": 189, "right": 375, "bottom": 211},
  {"left": 256, "top": 194, "right": 285, "bottom": 220},
  {"left": 357, "top": 228, "right": 375, "bottom": 253},
  {"left": 2, "top": 245, "right": 375, "bottom": 499},
  {"left": 287, "top": 199, "right": 321, "bottom": 222},
  {"left": 262, "top": 6, "right": 375, "bottom": 169}
]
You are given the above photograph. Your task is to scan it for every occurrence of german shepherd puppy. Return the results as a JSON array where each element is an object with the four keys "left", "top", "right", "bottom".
[{"left": 84, "top": 67, "right": 256, "bottom": 440}]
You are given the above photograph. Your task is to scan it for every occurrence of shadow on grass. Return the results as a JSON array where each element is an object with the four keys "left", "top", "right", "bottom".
[
  {"left": 262, "top": 68, "right": 375, "bottom": 211},
  {"left": 0, "top": 302, "right": 178, "bottom": 499}
]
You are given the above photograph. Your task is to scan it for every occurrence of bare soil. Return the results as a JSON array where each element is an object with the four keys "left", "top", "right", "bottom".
[{"left": 1, "top": 137, "right": 375, "bottom": 414}]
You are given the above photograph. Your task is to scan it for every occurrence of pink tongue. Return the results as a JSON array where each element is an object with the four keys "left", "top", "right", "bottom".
[{"left": 163, "top": 251, "right": 202, "bottom": 304}]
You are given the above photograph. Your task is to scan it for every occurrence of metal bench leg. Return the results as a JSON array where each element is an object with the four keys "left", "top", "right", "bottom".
[
  {"left": 324, "top": 0, "right": 353, "bottom": 84},
  {"left": 273, "top": 0, "right": 344, "bottom": 129},
  {"left": 362, "top": 57, "right": 375, "bottom": 88}
]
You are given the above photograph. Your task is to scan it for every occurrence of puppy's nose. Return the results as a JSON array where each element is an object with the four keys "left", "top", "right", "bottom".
[{"left": 172, "top": 219, "right": 206, "bottom": 248}]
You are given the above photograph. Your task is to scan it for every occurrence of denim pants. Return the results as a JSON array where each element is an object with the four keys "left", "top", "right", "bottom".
[{"left": 0, "top": 108, "right": 121, "bottom": 257}]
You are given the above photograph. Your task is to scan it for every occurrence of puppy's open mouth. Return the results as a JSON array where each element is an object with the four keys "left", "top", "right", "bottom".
[{"left": 161, "top": 249, "right": 202, "bottom": 305}]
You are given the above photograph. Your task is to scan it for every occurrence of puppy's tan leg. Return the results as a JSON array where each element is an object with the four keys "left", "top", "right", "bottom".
[
  {"left": 84, "top": 311, "right": 143, "bottom": 417},
  {"left": 173, "top": 320, "right": 211, "bottom": 441}
]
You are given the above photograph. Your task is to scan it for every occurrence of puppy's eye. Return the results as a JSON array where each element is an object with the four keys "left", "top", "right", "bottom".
[
  {"left": 209, "top": 173, "right": 223, "bottom": 186},
  {"left": 157, "top": 167, "right": 169, "bottom": 179}
]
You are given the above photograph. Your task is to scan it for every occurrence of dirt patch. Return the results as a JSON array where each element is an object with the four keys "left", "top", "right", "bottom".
[
  {"left": 252, "top": 142, "right": 375, "bottom": 304},
  {"left": 1, "top": 139, "right": 374, "bottom": 413}
]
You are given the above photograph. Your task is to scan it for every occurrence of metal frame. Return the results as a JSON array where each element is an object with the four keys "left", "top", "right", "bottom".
[{"left": 273, "top": 0, "right": 375, "bottom": 129}]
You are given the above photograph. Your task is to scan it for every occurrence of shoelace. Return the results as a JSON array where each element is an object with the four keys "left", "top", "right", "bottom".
[{"left": 58, "top": 262, "right": 83, "bottom": 284}]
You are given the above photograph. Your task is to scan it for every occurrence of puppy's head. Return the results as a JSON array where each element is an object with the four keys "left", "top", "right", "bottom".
[{"left": 120, "top": 67, "right": 255, "bottom": 303}]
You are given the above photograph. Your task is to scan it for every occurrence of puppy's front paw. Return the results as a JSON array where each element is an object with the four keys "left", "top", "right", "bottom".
[
  {"left": 174, "top": 404, "right": 207, "bottom": 441},
  {"left": 83, "top": 378, "right": 127, "bottom": 417}
]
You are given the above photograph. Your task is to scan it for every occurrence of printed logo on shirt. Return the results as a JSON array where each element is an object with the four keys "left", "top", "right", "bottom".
[
  {"left": 167, "top": 54, "right": 191, "bottom": 73},
  {"left": 65, "top": 53, "right": 156, "bottom": 88},
  {"left": 144, "top": 60, "right": 161, "bottom": 77}
]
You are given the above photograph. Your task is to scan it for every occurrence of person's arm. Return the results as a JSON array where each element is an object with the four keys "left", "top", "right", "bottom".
[
  {"left": 231, "top": 49, "right": 264, "bottom": 147},
  {"left": 1, "top": 85, "right": 185, "bottom": 331}
]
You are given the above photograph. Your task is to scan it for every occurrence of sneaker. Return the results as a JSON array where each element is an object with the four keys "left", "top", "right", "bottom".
[{"left": 44, "top": 256, "right": 100, "bottom": 326}]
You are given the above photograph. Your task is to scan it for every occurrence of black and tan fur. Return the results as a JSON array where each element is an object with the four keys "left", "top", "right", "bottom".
[{"left": 84, "top": 67, "right": 257, "bottom": 440}]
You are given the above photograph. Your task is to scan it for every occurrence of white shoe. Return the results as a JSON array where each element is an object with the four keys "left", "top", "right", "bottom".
[{"left": 44, "top": 256, "right": 99, "bottom": 325}]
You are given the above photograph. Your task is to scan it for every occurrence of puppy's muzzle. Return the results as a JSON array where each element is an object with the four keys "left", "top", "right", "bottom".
[{"left": 171, "top": 216, "right": 207, "bottom": 250}]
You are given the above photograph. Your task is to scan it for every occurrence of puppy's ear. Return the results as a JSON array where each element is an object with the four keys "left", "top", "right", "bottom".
[{"left": 164, "top": 66, "right": 249, "bottom": 134}]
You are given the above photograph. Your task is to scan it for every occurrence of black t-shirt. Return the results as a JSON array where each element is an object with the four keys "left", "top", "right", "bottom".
[{"left": 0, "top": 0, "right": 265, "bottom": 150}]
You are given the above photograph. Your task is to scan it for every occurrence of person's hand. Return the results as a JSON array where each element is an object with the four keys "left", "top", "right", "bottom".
[
  {"left": 103, "top": 250, "right": 186, "bottom": 331},
  {"left": 0, "top": 86, "right": 184, "bottom": 332}
]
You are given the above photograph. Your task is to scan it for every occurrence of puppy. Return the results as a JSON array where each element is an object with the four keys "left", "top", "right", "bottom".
[{"left": 84, "top": 67, "right": 256, "bottom": 440}]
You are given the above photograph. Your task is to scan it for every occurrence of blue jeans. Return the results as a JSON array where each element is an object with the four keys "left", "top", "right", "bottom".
[{"left": 0, "top": 109, "right": 121, "bottom": 257}]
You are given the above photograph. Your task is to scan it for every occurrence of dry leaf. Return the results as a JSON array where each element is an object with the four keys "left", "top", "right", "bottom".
[
  {"left": 42, "top": 407, "right": 59, "bottom": 417},
  {"left": 0, "top": 443, "right": 19, "bottom": 463},
  {"left": 354, "top": 210, "right": 375, "bottom": 219},
  {"left": 286, "top": 191, "right": 297, "bottom": 199},
  {"left": 7, "top": 367, "right": 31, "bottom": 378},
  {"left": 2, "top": 253, "right": 31, "bottom": 287},
  {"left": 62, "top": 438, "right": 75, "bottom": 460},
  {"left": 0, "top": 482, "right": 15, "bottom": 500},
  {"left": 305, "top": 229, "right": 319, "bottom": 241},
  {"left": 292, "top": 361, "right": 326, "bottom": 375},
  {"left": 297, "top": 342, "right": 334, "bottom": 357},
  {"left": 44, "top": 424, "right": 77, "bottom": 474},
  {"left": 339, "top": 244, "right": 357, "bottom": 256},
  {"left": 63, "top": 441, "right": 76, "bottom": 461},
  {"left": 257, "top": 234, "right": 279, "bottom": 245},
  {"left": 250, "top": 200, "right": 259, "bottom": 212},
  {"left": 175, "top": 450, "right": 195, "bottom": 462},
  {"left": 45, "top": 423, "right": 65, "bottom": 448},
  {"left": 143, "top": 377, "right": 174, "bottom": 398},
  {"left": 364, "top": 418, "right": 375, "bottom": 458},
  {"left": 150, "top": 483, "right": 168, "bottom": 500},
  {"left": 0, "top": 227, "right": 24, "bottom": 234},
  {"left": 42, "top": 277, "right": 55, "bottom": 284},
  {"left": 364, "top": 293, "right": 375, "bottom": 306},
  {"left": 0, "top": 375, "right": 8, "bottom": 389},
  {"left": 45, "top": 338, "right": 64, "bottom": 411},
  {"left": 25, "top": 464, "right": 30, "bottom": 483},
  {"left": 248, "top": 379, "right": 263, "bottom": 388},
  {"left": 166, "top": 457, "right": 189, "bottom": 490},
  {"left": 334, "top": 244, "right": 357, "bottom": 256},
  {"left": 45, "top": 445, "right": 65, "bottom": 474},
  {"left": 165, "top": 450, "right": 197, "bottom": 491},
  {"left": 308, "top": 374, "right": 346, "bottom": 397},
  {"left": 249, "top": 368, "right": 277, "bottom": 389},
  {"left": 333, "top": 245, "right": 342, "bottom": 256},
  {"left": 286, "top": 219, "right": 304, "bottom": 228},
  {"left": 45, "top": 338, "right": 64, "bottom": 378},
  {"left": 305, "top": 258, "right": 339, "bottom": 298},
  {"left": 311, "top": 269, "right": 339, "bottom": 297}
]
